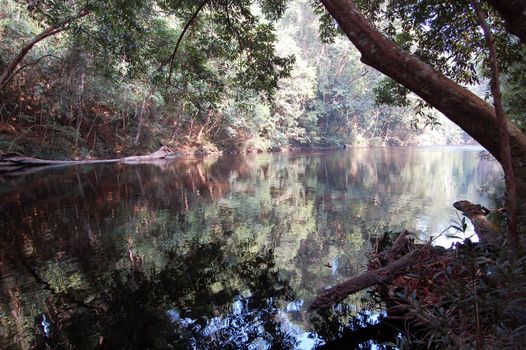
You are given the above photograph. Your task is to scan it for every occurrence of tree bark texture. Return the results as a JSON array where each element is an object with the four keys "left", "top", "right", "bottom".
[
  {"left": 319, "top": 0, "right": 526, "bottom": 216},
  {"left": 473, "top": 0, "right": 518, "bottom": 245}
]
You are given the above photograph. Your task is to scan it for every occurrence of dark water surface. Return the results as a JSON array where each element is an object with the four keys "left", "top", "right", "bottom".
[{"left": 0, "top": 147, "right": 502, "bottom": 349}]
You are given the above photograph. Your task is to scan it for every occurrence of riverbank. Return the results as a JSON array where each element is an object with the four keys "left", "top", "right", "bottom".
[
  {"left": 319, "top": 228, "right": 526, "bottom": 349},
  {"left": 0, "top": 124, "right": 479, "bottom": 162}
]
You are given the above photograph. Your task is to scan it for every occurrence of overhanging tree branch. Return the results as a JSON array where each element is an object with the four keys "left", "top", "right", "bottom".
[
  {"left": 12, "top": 53, "right": 66, "bottom": 77},
  {"left": 165, "top": 0, "right": 211, "bottom": 84},
  {"left": 0, "top": 8, "right": 90, "bottom": 92}
]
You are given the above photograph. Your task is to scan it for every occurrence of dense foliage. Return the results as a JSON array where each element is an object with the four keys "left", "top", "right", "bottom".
[
  {"left": 347, "top": 0, "right": 526, "bottom": 131},
  {"left": 0, "top": 0, "right": 471, "bottom": 158}
]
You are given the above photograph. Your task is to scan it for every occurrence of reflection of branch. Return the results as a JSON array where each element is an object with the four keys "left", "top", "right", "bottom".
[
  {"left": 317, "top": 320, "right": 400, "bottom": 349},
  {"left": 165, "top": 0, "right": 211, "bottom": 83}
]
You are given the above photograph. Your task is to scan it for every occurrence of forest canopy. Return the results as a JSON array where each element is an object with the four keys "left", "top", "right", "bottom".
[{"left": 0, "top": 0, "right": 481, "bottom": 159}]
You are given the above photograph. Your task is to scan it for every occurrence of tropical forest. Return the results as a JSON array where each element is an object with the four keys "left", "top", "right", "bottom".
[{"left": 0, "top": 0, "right": 525, "bottom": 349}]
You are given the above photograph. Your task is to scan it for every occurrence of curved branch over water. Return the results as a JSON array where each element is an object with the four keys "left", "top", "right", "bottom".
[
  {"left": 166, "top": 0, "right": 211, "bottom": 83},
  {"left": 0, "top": 9, "right": 90, "bottom": 91}
]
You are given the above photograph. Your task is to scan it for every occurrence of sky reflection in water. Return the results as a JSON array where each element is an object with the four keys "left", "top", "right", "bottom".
[{"left": 0, "top": 147, "right": 502, "bottom": 349}]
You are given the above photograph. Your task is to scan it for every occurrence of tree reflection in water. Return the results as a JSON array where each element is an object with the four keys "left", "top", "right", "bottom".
[{"left": 0, "top": 148, "right": 502, "bottom": 349}]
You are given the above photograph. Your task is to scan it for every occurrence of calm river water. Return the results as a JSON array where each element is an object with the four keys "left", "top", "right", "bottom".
[{"left": 0, "top": 147, "right": 502, "bottom": 349}]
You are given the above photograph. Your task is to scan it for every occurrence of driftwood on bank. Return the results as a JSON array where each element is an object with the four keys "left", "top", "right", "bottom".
[{"left": 0, "top": 146, "right": 176, "bottom": 175}]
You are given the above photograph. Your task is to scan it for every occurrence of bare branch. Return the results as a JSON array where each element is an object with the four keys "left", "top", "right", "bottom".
[{"left": 12, "top": 53, "right": 65, "bottom": 77}]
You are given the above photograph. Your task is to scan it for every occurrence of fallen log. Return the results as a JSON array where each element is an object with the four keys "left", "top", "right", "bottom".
[
  {"left": 119, "top": 146, "right": 176, "bottom": 163},
  {"left": 310, "top": 201, "right": 498, "bottom": 311},
  {"left": 0, "top": 146, "right": 176, "bottom": 174},
  {"left": 310, "top": 247, "right": 422, "bottom": 310},
  {"left": 375, "top": 229, "right": 413, "bottom": 263}
]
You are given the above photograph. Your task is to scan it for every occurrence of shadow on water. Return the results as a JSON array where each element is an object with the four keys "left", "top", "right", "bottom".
[{"left": 0, "top": 147, "right": 502, "bottom": 349}]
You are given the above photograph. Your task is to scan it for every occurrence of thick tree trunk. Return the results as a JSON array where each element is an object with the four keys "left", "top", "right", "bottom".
[
  {"left": 319, "top": 0, "right": 526, "bottom": 216},
  {"left": 485, "top": 0, "right": 526, "bottom": 44},
  {"left": 473, "top": 0, "right": 518, "bottom": 244}
]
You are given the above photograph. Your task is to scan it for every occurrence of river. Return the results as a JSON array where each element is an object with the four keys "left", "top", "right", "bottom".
[{"left": 0, "top": 146, "right": 502, "bottom": 349}]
